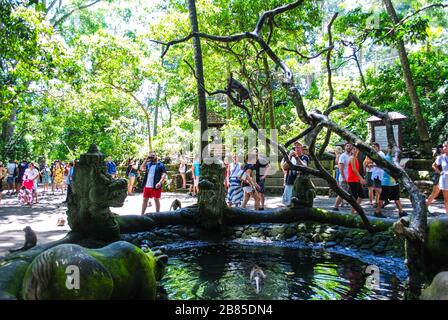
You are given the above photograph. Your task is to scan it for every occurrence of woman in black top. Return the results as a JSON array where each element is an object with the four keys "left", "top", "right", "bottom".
[{"left": 126, "top": 159, "right": 138, "bottom": 195}]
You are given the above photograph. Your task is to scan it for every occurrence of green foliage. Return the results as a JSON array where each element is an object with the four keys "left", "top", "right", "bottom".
[
  {"left": 362, "top": 50, "right": 448, "bottom": 147},
  {"left": 1, "top": 0, "right": 446, "bottom": 163}
]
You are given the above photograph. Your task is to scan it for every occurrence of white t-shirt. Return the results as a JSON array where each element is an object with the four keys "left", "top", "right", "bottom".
[
  {"left": 7, "top": 163, "right": 16, "bottom": 177},
  {"left": 24, "top": 168, "right": 39, "bottom": 181},
  {"left": 338, "top": 152, "right": 350, "bottom": 183},
  {"left": 371, "top": 151, "right": 386, "bottom": 180},
  {"left": 145, "top": 164, "right": 157, "bottom": 188},
  {"left": 436, "top": 154, "right": 448, "bottom": 190}
]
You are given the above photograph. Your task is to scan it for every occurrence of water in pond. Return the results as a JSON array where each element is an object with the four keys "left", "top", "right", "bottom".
[{"left": 161, "top": 244, "right": 405, "bottom": 300}]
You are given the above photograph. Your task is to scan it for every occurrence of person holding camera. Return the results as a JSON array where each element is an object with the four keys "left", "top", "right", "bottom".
[
  {"left": 140, "top": 151, "right": 167, "bottom": 215},
  {"left": 281, "top": 141, "right": 310, "bottom": 206}
]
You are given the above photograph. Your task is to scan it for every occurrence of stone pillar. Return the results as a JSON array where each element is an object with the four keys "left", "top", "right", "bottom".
[{"left": 197, "top": 163, "right": 226, "bottom": 229}]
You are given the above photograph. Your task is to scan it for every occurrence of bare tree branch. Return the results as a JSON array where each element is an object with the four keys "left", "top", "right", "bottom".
[
  {"left": 326, "top": 13, "right": 338, "bottom": 109},
  {"left": 375, "top": 3, "right": 448, "bottom": 45},
  {"left": 183, "top": 59, "right": 227, "bottom": 96},
  {"left": 282, "top": 46, "right": 334, "bottom": 60},
  {"left": 52, "top": 0, "right": 102, "bottom": 28}
]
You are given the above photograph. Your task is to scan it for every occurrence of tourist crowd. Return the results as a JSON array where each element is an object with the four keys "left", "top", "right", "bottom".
[
  {"left": 1, "top": 140, "right": 447, "bottom": 217},
  {"left": 331, "top": 140, "right": 448, "bottom": 216},
  {"left": 0, "top": 159, "right": 75, "bottom": 205}
]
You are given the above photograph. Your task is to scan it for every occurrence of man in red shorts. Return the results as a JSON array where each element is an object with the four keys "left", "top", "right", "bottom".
[{"left": 140, "top": 151, "right": 167, "bottom": 215}]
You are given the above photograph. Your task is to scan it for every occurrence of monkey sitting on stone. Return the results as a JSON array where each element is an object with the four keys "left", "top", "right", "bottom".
[
  {"left": 9, "top": 226, "right": 37, "bottom": 253},
  {"left": 250, "top": 265, "right": 267, "bottom": 294},
  {"left": 170, "top": 199, "right": 182, "bottom": 211},
  {"left": 228, "top": 76, "right": 251, "bottom": 103}
]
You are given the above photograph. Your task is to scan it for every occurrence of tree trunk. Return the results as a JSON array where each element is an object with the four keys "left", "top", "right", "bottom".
[
  {"left": 263, "top": 55, "right": 276, "bottom": 154},
  {"left": 1, "top": 109, "right": 17, "bottom": 158},
  {"left": 153, "top": 84, "right": 161, "bottom": 137},
  {"left": 383, "top": 0, "right": 432, "bottom": 155},
  {"left": 226, "top": 94, "right": 232, "bottom": 120},
  {"left": 144, "top": 104, "right": 152, "bottom": 153},
  {"left": 188, "top": 0, "right": 208, "bottom": 161}
]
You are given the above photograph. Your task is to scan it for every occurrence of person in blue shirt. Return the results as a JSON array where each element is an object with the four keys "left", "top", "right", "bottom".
[
  {"left": 106, "top": 156, "right": 117, "bottom": 179},
  {"left": 140, "top": 151, "right": 167, "bottom": 214},
  {"left": 191, "top": 156, "right": 201, "bottom": 197},
  {"left": 374, "top": 148, "right": 408, "bottom": 218}
]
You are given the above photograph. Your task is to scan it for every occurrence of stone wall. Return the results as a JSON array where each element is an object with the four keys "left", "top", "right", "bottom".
[{"left": 121, "top": 221, "right": 404, "bottom": 258}]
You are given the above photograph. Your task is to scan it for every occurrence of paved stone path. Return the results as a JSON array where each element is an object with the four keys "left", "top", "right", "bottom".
[{"left": 0, "top": 186, "right": 445, "bottom": 258}]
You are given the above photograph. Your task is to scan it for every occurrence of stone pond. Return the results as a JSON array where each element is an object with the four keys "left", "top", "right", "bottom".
[{"left": 121, "top": 221, "right": 407, "bottom": 300}]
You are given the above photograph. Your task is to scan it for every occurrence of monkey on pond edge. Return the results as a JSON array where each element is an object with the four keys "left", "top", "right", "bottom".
[
  {"left": 170, "top": 199, "right": 182, "bottom": 211},
  {"left": 9, "top": 226, "right": 37, "bottom": 253}
]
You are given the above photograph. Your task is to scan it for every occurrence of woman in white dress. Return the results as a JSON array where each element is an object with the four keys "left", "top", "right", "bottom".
[{"left": 434, "top": 141, "right": 448, "bottom": 214}]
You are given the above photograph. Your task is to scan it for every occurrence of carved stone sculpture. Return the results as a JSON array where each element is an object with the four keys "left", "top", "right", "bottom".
[
  {"left": 21, "top": 241, "right": 167, "bottom": 300},
  {"left": 67, "top": 144, "right": 127, "bottom": 241},
  {"left": 290, "top": 175, "right": 316, "bottom": 208},
  {"left": 197, "top": 162, "right": 226, "bottom": 229}
]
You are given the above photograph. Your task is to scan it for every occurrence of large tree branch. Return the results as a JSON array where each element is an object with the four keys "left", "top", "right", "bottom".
[
  {"left": 282, "top": 46, "right": 334, "bottom": 60},
  {"left": 52, "top": 0, "right": 102, "bottom": 27},
  {"left": 254, "top": 0, "right": 305, "bottom": 34}
]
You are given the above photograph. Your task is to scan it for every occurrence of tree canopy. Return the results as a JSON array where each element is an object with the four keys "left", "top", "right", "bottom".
[{"left": 1, "top": 0, "right": 447, "bottom": 163}]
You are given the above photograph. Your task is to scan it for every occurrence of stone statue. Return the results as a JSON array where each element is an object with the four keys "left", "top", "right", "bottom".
[
  {"left": 197, "top": 162, "right": 226, "bottom": 229},
  {"left": 21, "top": 241, "right": 167, "bottom": 300},
  {"left": 67, "top": 144, "right": 127, "bottom": 242},
  {"left": 290, "top": 175, "right": 316, "bottom": 208}
]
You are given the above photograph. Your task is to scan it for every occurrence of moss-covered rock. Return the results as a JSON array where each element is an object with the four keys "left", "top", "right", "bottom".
[
  {"left": 21, "top": 241, "right": 166, "bottom": 300},
  {"left": 421, "top": 272, "right": 448, "bottom": 300},
  {"left": 426, "top": 217, "right": 448, "bottom": 264},
  {"left": 0, "top": 259, "right": 30, "bottom": 300}
]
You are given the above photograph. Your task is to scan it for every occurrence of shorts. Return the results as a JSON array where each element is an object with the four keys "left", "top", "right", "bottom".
[
  {"left": 7, "top": 176, "right": 15, "bottom": 184},
  {"left": 348, "top": 182, "right": 363, "bottom": 199},
  {"left": 365, "top": 172, "right": 373, "bottom": 187},
  {"left": 339, "top": 181, "right": 351, "bottom": 194},
  {"left": 143, "top": 187, "right": 162, "bottom": 199},
  {"left": 432, "top": 173, "right": 440, "bottom": 186},
  {"left": 243, "top": 186, "right": 253, "bottom": 193},
  {"left": 372, "top": 177, "right": 382, "bottom": 189},
  {"left": 380, "top": 185, "right": 400, "bottom": 201},
  {"left": 193, "top": 176, "right": 199, "bottom": 187},
  {"left": 33, "top": 180, "right": 38, "bottom": 191},
  {"left": 128, "top": 173, "right": 137, "bottom": 178},
  {"left": 256, "top": 180, "right": 265, "bottom": 193}
]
